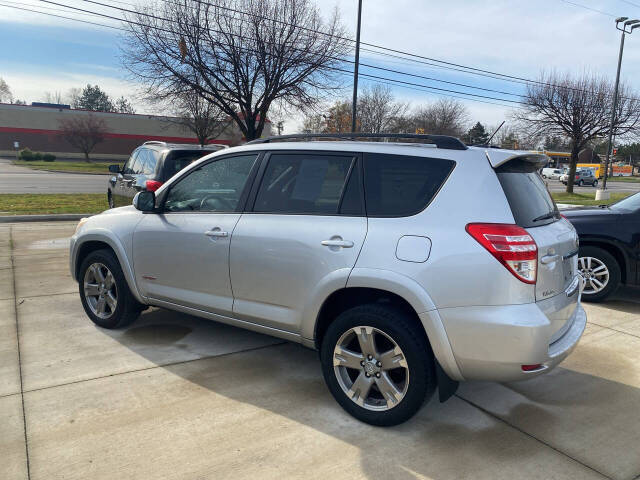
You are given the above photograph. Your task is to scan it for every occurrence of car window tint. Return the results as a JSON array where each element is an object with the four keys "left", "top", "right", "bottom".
[
  {"left": 164, "top": 154, "right": 257, "bottom": 213},
  {"left": 363, "top": 153, "right": 455, "bottom": 217},
  {"left": 253, "top": 154, "right": 354, "bottom": 215}
]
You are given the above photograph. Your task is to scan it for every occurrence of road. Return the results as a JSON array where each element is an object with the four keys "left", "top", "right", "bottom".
[
  {"left": 2, "top": 221, "right": 640, "bottom": 480},
  {"left": 0, "top": 158, "right": 109, "bottom": 194},
  {"left": 546, "top": 177, "right": 640, "bottom": 194}
]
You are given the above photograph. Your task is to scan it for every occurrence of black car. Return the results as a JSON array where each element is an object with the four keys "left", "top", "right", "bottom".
[
  {"left": 563, "top": 192, "right": 640, "bottom": 301},
  {"left": 108, "top": 141, "right": 227, "bottom": 208}
]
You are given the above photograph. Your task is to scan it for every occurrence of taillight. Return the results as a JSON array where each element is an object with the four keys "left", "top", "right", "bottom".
[
  {"left": 575, "top": 175, "right": 579, "bottom": 180},
  {"left": 466, "top": 223, "right": 538, "bottom": 284},
  {"left": 145, "top": 180, "right": 163, "bottom": 192}
]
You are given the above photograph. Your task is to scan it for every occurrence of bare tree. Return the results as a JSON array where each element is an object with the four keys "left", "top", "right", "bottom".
[
  {"left": 121, "top": 0, "right": 349, "bottom": 141},
  {"left": 357, "top": 84, "right": 408, "bottom": 134},
  {"left": 0, "top": 78, "right": 12, "bottom": 103},
  {"left": 42, "top": 91, "right": 65, "bottom": 104},
  {"left": 166, "top": 90, "right": 232, "bottom": 146},
  {"left": 412, "top": 98, "right": 468, "bottom": 136},
  {"left": 514, "top": 72, "right": 640, "bottom": 192},
  {"left": 67, "top": 87, "right": 82, "bottom": 109},
  {"left": 59, "top": 115, "right": 108, "bottom": 161}
]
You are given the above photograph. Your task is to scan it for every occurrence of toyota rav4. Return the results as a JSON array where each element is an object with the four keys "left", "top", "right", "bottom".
[{"left": 70, "top": 133, "right": 586, "bottom": 426}]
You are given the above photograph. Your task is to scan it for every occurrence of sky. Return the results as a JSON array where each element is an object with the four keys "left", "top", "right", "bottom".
[{"left": 1, "top": 0, "right": 640, "bottom": 133}]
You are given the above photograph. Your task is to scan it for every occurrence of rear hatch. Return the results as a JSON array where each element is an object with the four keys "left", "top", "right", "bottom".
[{"left": 492, "top": 152, "right": 580, "bottom": 341}]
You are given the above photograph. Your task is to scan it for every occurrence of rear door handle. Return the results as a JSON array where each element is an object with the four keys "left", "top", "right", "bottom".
[
  {"left": 205, "top": 229, "right": 229, "bottom": 238},
  {"left": 321, "top": 239, "right": 354, "bottom": 248}
]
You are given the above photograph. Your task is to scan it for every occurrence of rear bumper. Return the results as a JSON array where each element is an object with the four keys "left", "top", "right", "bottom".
[{"left": 438, "top": 296, "right": 586, "bottom": 382}]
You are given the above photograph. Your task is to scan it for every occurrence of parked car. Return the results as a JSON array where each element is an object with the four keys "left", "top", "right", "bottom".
[
  {"left": 541, "top": 167, "right": 563, "bottom": 180},
  {"left": 107, "top": 141, "right": 228, "bottom": 208},
  {"left": 71, "top": 134, "right": 585, "bottom": 426},
  {"left": 563, "top": 192, "right": 640, "bottom": 302},
  {"left": 560, "top": 168, "right": 598, "bottom": 187}
]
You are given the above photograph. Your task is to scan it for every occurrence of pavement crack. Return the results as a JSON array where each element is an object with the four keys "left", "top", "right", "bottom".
[
  {"left": 587, "top": 321, "right": 640, "bottom": 341},
  {"left": 455, "top": 393, "right": 613, "bottom": 480},
  {"left": 10, "top": 226, "right": 32, "bottom": 480},
  {"left": 22, "top": 341, "right": 288, "bottom": 396}
]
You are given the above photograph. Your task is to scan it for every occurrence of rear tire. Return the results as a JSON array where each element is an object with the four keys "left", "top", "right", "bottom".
[
  {"left": 78, "top": 249, "right": 144, "bottom": 328},
  {"left": 320, "top": 304, "right": 436, "bottom": 426},
  {"left": 578, "top": 246, "right": 621, "bottom": 302},
  {"left": 593, "top": 180, "right": 598, "bottom": 187}
]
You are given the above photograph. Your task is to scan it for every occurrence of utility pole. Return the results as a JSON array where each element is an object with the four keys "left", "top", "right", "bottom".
[
  {"left": 351, "top": 0, "right": 363, "bottom": 134},
  {"left": 600, "top": 17, "right": 639, "bottom": 197}
]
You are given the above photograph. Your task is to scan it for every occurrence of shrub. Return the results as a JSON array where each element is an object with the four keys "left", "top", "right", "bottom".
[
  {"left": 42, "top": 153, "right": 56, "bottom": 162},
  {"left": 32, "top": 152, "right": 42, "bottom": 161},
  {"left": 19, "top": 148, "right": 33, "bottom": 161}
]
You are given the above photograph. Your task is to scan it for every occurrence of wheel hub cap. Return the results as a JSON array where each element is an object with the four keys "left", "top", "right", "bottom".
[
  {"left": 333, "top": 326, "right": 409, "bottom": 411},
  {"left": 578, "top": 256, "right": 609, "bottom": 295},
  {"left": 83, "top": 262, "right": 118, "bottom": 319}
]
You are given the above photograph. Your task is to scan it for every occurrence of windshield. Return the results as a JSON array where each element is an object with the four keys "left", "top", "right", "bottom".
[
  {"left": 496, "top": 159, "right": 559, "bottom": 228},
  {"left": 610, "top": 192, "right": 640, "bottom": 212}
]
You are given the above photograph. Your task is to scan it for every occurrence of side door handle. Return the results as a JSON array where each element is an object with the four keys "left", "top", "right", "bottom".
[
  {"left": 205, "top": 229, "right": 229, "bottom": 238},
  {"left": 321, "top": 239, "right": 354, "bottom": 248}
]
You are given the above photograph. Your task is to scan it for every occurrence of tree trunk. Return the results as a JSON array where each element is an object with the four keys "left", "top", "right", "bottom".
[
  {"left": 84, "top": 151, "right": 90, "bottom": 162},
  {"left": 566, "top": 145, "right": 579, "bottom": 194}
]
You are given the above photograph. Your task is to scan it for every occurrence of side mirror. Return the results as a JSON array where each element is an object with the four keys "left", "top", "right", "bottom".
[
  {"left": 108, "top": 164, "right": 121, "bottom": 174},
  {"left": 133, "top": 190, "right": 156, "bottom": 212}
]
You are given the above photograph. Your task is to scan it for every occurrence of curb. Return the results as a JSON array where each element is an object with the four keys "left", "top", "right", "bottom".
[
  {"left": 0, "top": 214, "right": 91, "bottom": 223},
  {"left": 12, "top": 166, "right": 110, "bottom": 176}
]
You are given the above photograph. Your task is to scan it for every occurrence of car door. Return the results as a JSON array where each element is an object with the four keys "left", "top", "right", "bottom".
[
  {"left": 229, "top": 151, "right": 367, "bottom": 333},
  {"left": 122, "top": 148, "right": 154, "bottom": 204},
  {"left": 113, "top": 149, "right": 139, "bottom": 207},
  {"left": 132, "top": 153, "right": 260, "bottom": 315}
]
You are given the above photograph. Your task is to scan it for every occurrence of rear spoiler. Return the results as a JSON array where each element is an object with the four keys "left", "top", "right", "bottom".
[{"left": 484, "top": 150, "right": 550, "bottom": 169}]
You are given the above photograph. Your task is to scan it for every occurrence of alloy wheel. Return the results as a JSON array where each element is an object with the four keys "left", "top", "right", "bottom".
[
  {"left": 333, "top": 326, "right": 409, "bottom": 411},
  {"left": 83, "top": 262, "right": 118, "bottom": 319},
  {"left": 579, "top": 256, "right": 609, "bottom": 295}
]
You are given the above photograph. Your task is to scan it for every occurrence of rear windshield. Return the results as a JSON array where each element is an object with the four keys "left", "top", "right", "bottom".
[
  {"left": 496, "top": 159, "right": 559, "bottom": 228},
  {"left": 162, "top": 150, "right": 210, "bottom": 181}
]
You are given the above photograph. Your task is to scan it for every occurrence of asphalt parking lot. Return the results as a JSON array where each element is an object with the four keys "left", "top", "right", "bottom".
[{"left": 2, "top": 221, "right": 640, "bottom": 480}]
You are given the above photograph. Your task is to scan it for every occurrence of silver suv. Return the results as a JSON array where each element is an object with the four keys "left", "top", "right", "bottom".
[{"left": 70, "top": 134, "right": 586, "bottom": 426}]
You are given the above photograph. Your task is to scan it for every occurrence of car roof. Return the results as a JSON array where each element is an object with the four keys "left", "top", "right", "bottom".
[{"left": 140, "top": 141, "right": 228, "bottom": 152}]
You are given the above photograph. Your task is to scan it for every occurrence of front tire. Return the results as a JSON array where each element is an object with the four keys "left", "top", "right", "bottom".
[
  {"left": 108, "top": 191, "right": 114, "bottom": 209},
  {"left": 78, "top": 249, "right": 143, "bottom": 328},
  {"left": 593, "top": 179, "right": 598, "bottom": 187},
  {"left": 320, "top": 304, "right": 436, "bottom": 426},
  {"left": 578, "top": 246, "right": 621, "bottom": 302},
  {"left": 578, "top": 180, "right": 584, "bottom": 187}
]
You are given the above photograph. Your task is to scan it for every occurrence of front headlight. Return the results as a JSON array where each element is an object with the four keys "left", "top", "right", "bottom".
[{"left": 74, "top": 217, "right": 90, "bottom": 234}]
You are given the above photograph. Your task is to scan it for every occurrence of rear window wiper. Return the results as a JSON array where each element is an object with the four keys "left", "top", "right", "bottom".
[{"left": 531, "top": 211, "right": 558, "bottom": 223}]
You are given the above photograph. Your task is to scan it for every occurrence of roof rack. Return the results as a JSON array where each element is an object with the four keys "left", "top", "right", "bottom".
[{"left": 247, "top": 133, "right": 467, "bottom": 151}]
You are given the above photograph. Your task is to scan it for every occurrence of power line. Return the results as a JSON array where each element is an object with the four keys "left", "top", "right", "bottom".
[
  {"left": 87, "top": 0, "right": 639, "bottom": 100},
  {"left": 558, "top": 0, "right": 618, "bottom": 17},
  {"left": 38, "top": 0, "right": 526, "bottom": 103},
  {"left": 1, "top": 1, "right": 524, "bottom": 108}
]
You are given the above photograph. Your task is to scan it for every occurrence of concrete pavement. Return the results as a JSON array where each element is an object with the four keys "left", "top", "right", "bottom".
[
  {"left": 0, "top": 158, "right": 109, "bottom": 194},
  {"left": 2, "top": 221, "right": 640, "bottom": 480}
]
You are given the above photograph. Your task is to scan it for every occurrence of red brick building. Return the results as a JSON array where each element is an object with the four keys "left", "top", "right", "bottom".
[{"left": 0, "top": 103, "right": 267, "bottom": 161}]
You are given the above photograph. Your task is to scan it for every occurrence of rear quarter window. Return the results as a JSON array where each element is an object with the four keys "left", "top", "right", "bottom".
[
  {"left": 496, "top": 159, "right": 558, "bottom": 228},
  {"left": 363, "top": 153, "right": 455, "bottom": 217}
]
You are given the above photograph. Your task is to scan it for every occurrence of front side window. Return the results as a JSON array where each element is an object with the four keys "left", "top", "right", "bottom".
[
  {"left": 363, "top": 153, "right": 456, "bottom": 217},
  {"left": 123, "top": 150, "right": 139, "bottom": 174},
  {"left": 253, "top": 153, "right": 355, "bottom": 215},
  {"left": 164, "top": 154, "right": 257, "bottom": 212}
]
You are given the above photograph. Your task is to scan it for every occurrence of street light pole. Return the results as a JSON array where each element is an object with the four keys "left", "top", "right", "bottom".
[
  {"left": 351, "top": 0, "right": 362, "bottom": 133},
  {"left": 601, "top": 17, "right": 639, "bottom": 193}
]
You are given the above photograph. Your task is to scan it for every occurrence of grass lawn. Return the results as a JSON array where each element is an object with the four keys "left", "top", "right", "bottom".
[
  {"left": 13, "top": 160, "right": 119, "bottom": 174},
  {"left": 0, "top": 194, "right": 108, "bottom": 215},
  {"left": 605, "top": 176, "right": 640, "bottom": 183},
  {"left": 551, "top": 191, "right": 632, "bottom": 206}
]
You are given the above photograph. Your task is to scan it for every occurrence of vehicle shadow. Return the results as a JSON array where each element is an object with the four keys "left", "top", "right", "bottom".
[{"left": 108, "top": 306, "right": 640, "bottom": 480}]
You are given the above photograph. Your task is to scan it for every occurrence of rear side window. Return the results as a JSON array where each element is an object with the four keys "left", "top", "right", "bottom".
[
  {"left": 162, "top": 150, "right": 209, "bottom": 181},
  {"left": 363, "top": 153, "right": 455, "bottom": 217},
  {"left": 253, "top": 153, "right": 356, "bottom": 215},
  {"left": 496, "top": 159, "right": 558, "bottom": 228}
]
